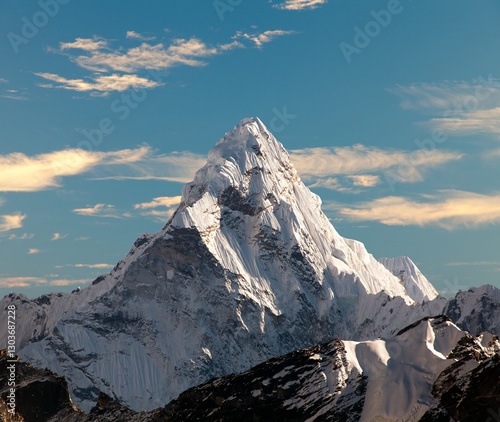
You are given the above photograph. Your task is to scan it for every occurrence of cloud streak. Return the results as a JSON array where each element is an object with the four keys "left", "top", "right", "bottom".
[
  {"left": 0, "top": 213, "right": 25, "bottom": 232},
  {"left": 326, "top": 190, "right": 500, "bottom": 229},
  {"left": 134, "top": 195, "right": 182, "bottom": 221},
  {"left": 72, "top": 204, "right": 127, "bottom": 219},
  {"left": 0, "top": 146, "right": 164, "bottom": 192},
  {"left": 389, "top": 79, "right": 500, "bottom": 137},
  {"left": 38, "top": 30, "right": 296, "bottom": 94},
  {"left": 36, "top": 72, "right": 161, "bottom": 93},
  {"left": 289, "top": 145, "right": 462, "bottom": 191},
  {"left": 0, "top": 276, "right": 87, "bottom": 288},
  {"left": 274, "top": 0, "right": 327, "bottom": 10},
  {"left": 73, "top": 263, "right": 113, "bottom": 269}
]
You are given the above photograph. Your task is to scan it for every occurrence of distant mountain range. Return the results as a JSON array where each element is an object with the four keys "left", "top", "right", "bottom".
[{"left": 1, "top": 118, "right": 499, "bottom": 420}]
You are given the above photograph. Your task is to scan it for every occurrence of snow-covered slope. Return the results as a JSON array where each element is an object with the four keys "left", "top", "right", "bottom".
[
  {"left": 379, "top": 256, "right": 439, "bottom": 302},
  {"left": 0, "top": 118, "right": 452, "bottom": 411}
]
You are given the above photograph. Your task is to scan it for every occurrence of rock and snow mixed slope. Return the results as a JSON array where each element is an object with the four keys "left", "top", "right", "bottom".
[
  {"left": 0, "top": 118, "right": 497, "bottom": 413},
  {"left": 4, "top": 317, "right": 499, "bottom": 421},
  {"left": 158, "top": 316, "right": 500, "bottom": 422},
  {"left": 379, "top": 256, "right": 439, "bottom": 303},
  {"left": 444, "top": 284, "right": 500, "bottom": 336}
]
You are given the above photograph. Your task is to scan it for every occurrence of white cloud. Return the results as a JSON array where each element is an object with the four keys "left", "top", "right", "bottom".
[
  {"left": 0, "top": 146, "right": 151, "bottom": 192},
  {"left": 72, "top": 38, "right": 218, "bottom": 73},
  {"left": 134, "top": 195, "right": 182, "bottom": 222},
  {"left": 126, "top": 31, "right": 156, "bottom": 41},
  {"left": 388, "top": 79, "right": 500, "bottom": 111},
  {"left": 389, "top": 79, "right": 500, "bottom": 137},
  {"left": 51, "top": 232, "right": 68, "bottom": 241},
  {"left": 60, "top": 37, "right": 108, "bottom": 51},
  {"left": 39, "top": 30, "right": 296, "bottom": 94},
  {"left": 235, "top": 30, "right": 296, "bottom": 48},
  {"left": 49, "top": 278, "right": 88, "bottom": 286},
  {"left": 7, "top": 233, "right": 34, "bottom": 240},
  {"left": 290, "top": 145, "right": 462, "bottom": 190},
  {"left": 0, "top": 275, "right": 90, "bottom": 288},
  {"left": 91, "top": 151, "right": 206, "bottom": 183},
  {"left": 0, "top": 78, "right": 8, "bottom": 83},
  {"left": 0, "top": 213, "right": 25, "bottom": 232},
  {"left": 28, "top": 248, "right": 42, "bottom": 255},
  {"left": 36, "top": 72, "right": 160, "bottom": 93},
  {"left": 429, "top": 107, "right": 500, "bottom": 136},
  {"left": 0, "top": 276, "right": 46, "bottom": 288},
  {"left": 274, "top": 0, "right": 327, "bottom": 10},
  {"left": 347, "top": 175, "right": 381, "bottom": 188},
  {"left": 134, "top": 196, "right": 182, "bottom": 209},
  {"left": 72, "top": 204, "right": 125, "bottom": 219},
  {"left": 73, "top": 263, "right": 113, "bottom": 269},
  {"left": 326, "top": 190, "right": 500, "bottom": 229}
]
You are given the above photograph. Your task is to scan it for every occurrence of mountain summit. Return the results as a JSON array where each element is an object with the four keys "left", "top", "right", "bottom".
[{"left": 1, "top": 118, "right": 444, "bottom": 411}]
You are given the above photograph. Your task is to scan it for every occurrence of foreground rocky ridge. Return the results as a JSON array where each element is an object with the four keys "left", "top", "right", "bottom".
[{"left": 2, "top": 317, "right": 499, "bottom": 421}]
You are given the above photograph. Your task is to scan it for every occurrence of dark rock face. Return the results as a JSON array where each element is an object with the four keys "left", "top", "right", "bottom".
[
  {"left": 160, "top": 339, "right": 365, "bottom": 422},
  {"left": 444, "top": 286, "right": 500, "bottom": 336},
  {"left": 421, "top": 354, "right": 500, "bottom": 422},
  {"left": 0, "top": 349, "right": 82, "bottom": 422}
]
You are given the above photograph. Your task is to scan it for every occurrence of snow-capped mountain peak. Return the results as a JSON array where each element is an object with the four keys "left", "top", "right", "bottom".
[
  {"left": 379, "top": 255, "right": 439, "bottom": 302},
  {"left": 0, "top": 118, "right": 451, "bottom": 411}
]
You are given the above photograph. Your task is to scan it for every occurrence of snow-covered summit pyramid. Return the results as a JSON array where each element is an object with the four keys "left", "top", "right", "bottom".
[
  {"left": 1, "top": 118, "right": 440, "bottom": 411},
  {"left": 379, "top": 256, "right": 439, "bottom": 302}
]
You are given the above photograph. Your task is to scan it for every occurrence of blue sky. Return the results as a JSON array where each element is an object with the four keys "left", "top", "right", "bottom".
[{"left": 1, "top": 0, "right": 500, "bottom": 298}]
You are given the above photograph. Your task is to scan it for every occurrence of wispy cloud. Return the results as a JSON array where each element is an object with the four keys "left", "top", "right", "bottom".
[
  {"left": 49, "top": 279, "right": 88, "bottom": 286},
  {"left": 0, "top": 146, "right": 152, "bottom": 192},
  {"left": 72, "top": 204, "right": 128, "bottom": 219},
  {"left": 60, "top": 37, "right": 108, "bottom": 51},
  {"left": 0, "top": 276, "right": 88, "bottom": 288},
  {"left": 445, "top": 260, "right": 500, "bottom": 267},
  {"left": 429, "top": 107, "right": 500, "bottom": 136},
  {"left": 134, "top": 195, "right": 182, "bottom": 221},
  {"left": 36, "top": 72, "right": 161, "bottom": 93},
  {"left": 134, "top": 196, "right": 182, "bottom": 209},
  {"left": 7, "top": 233, "right": 34, "bottom": 240},
  {"left": 326, "top": 190, "right": 500, "bottom": 229},
  {"left": 347, "top": 175, "right": 381, "bottom": 188},
  {"left": 28, "top": 248, "right": 42, "bottom": 255},
  {"left": 0, "top": 78, "right": 8, "bottom": 83},
  {"left": 38, "top": 30, "right": 295, "bottom": 94},
  {"left": 51, "top": 232, "right": 68, "bottom": 241},
  {"left": 72, "top": 263, "right": 113, "bottom": 269},
  {"left": 234, "top": 30, "right": 296, "bottom": 48},
  {"left": 126, "top": 31, "right": 156, "bottom": 41},
  {"left": 290, "top": 145, "right": 462, "bottom": 191},
  {"left": 274, "top": 0, "right": 327, "bottom": 10},
  {"left": 91, "top": 151, "right": 206, "bottom": 183},
  {"left": 0, "top": 276, "right": 46, "bottom": 288},
  {"left": 389, "top": 79, "right": 500, "bottom": 137},
  {"left": 388, "top": 79, "right": 500, "bottom": 111},
  {"left": 0, "top": 213, "right": 25, "bottom": 232}
]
